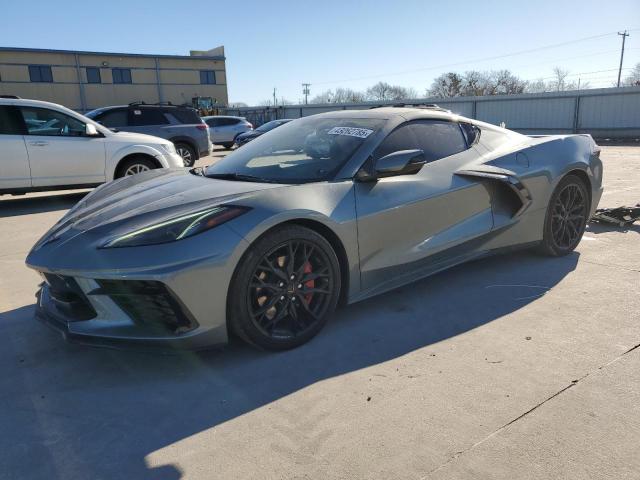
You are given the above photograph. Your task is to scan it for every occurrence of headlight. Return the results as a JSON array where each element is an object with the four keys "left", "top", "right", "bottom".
[
  {"left": 101, "top": 206, "right": 249, "bottom": 248},
  {"left": 160, "top": 143, "right": 176, "bottom": 155}
]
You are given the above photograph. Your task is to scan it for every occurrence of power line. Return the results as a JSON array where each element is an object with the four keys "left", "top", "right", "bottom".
[{"left": 312, "top": 28, "right": 640, "bottom": 86}]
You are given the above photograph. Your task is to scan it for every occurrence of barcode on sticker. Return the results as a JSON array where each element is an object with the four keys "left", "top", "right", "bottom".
[{"left": 327, "top": 127, "right": 374, "bottom": 138}]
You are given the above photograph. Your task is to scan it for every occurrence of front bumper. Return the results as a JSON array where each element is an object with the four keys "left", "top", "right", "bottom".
[
  {"left": 27, "top": 221, "right": 250, "bottom": 350},
  {"left": 34, "top": 277, "right": 223, "bottom": 351}
]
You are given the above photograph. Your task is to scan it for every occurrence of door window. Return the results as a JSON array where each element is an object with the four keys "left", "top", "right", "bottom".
[
  {"left": 0, "top": 106, "right": 25, "bottom": 135},
  {"left": 408, "top": 121, "right": 467, "bottom": 162},
  {"left": 205, "top": 118, "right": 219, "bottom": 127},
  {"left": 20, "top": 107, "right": 86, "bottom": 136},
  {"left": 98, "top": 109, "right": 128, "bottom": 128},
  {"left": 373, "top": 124, "right": 417, "bottom": 159},
  {"left": 375, "top": 121, "right": 468, "bottom": 163},
  {"left": 129, "top": 108, "right": 169, "bottom": 126}
]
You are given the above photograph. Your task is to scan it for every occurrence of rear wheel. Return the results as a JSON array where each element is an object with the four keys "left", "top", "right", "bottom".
[
  {"left": 175, "top": 143, "right": 196, "bottom": 167},
  {"left": 228, "top": 226, "right": 341, "bottom": 350},
  {"left": 116, "top": 156, "right": 156, "bottom": 178},
  {"left": 539, "top": 174, "right": 590, "bottom": 256},
  {"left": 222, "top": 142, "right": 234, "bottom": 150}
]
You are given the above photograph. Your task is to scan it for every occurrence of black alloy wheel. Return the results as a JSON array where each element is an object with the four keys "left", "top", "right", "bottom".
[
  {"left": 540, "top": 174, "right": 589, "bottom": 256},
  {"left": 229, "top": 226, "right": 341, "bottom": 350}
]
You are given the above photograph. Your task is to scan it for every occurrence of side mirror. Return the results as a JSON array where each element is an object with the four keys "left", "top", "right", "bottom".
[
  {"left": 85, "top": 123, "right": 101, "bottom": 137},
  {"left": 374, "top": 149, "right": 426, "bottom": 178}
]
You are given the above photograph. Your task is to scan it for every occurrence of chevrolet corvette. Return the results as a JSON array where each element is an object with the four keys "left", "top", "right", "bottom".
[{"left": 26, "top": 105, "right": 603, "bottom": 350}]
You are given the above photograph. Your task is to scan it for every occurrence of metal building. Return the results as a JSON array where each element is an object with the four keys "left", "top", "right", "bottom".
[{"left": 0, "top": 46, "right": 228, "bottom": 112}]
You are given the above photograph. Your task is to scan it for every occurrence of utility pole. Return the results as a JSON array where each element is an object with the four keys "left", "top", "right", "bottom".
[
  {"left": 617, "top": 30, "right": 629, "bottom": 88},
  {"left": 302, "top": 83, "right": 311, "bottom": 104},
  {"left": 273, "top": 87, "right": 277, "bottom": 107}
]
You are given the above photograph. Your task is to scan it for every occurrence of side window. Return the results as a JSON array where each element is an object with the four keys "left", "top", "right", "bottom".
[
  {"left": 98, "top": 109, "right": 128, "bottom": 128},
  {"left": 408, "top": 121, "right": 468, "bottom": 162},
  {"left": 0, "top": 106, "right": 25, "bottom": 135},
  {"left": 374, "top": 124, "right": 417, "bottom": 159},
  {"left": 86, "top": 67, "right": 101, "bottom": 84},
  {"left": 129, "top": 108, "right": 169, "bottom": 126},
  {"left": 460, "top": 122, "right": 480, "bottom": 146},
  {"left": 112, "top": 68, "right": 132, "bottom": 84},
  {"left": 205, "top": 118, "right": 218, "bottom": 127},
  {"left": 28, "top": 65, "right": 53, "bottom": 83},
  {"left": 20, "top": 107, "right": 86, "bottom": 137},
  {"left": 169, "top": 108, "right": 201, "bottom": 124},
  {"left": 199, "top": 70, "right": 216, "bottom": 84}
]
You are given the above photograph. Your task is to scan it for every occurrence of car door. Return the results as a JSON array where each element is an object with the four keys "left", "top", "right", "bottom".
[
  {"left": 355, "top": 120, "right": 494, "bottom": 291},
  {"left": 0, "top": 105, "right": 31, "bottom": 190},
  {"left": 20, "top": 106, "right": 106, "bottom": 187},
  {"left": 204, "top": 117, "right": 220, "bottom": 142}
]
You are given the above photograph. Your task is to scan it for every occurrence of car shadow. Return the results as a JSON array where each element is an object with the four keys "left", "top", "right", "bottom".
[
  {"left": 0, "top": 191, "right": 87, "bottom": 218},
  {"left": 0, "top": 250, "right": 579, "bottom": 479}
]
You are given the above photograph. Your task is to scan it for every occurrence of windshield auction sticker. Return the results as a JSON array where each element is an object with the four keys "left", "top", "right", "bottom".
[{"left": 327, "top": 127, "right": 374, "bottom": 138}]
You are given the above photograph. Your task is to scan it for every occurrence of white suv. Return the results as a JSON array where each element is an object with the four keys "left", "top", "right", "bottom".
[{"left": 0, "top": 97, "right": 185, "bottom": 194}]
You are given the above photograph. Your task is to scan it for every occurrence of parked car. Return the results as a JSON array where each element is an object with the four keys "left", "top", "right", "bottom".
[
  {"left": 234, "top": 119, "right": 293, "bottom": 147},
  {"left": 27, "top": 106, "right": 603, "bottom": 351},
  {"left": 85, "top": 103, "right": 212, "bottom": 167},
  {"left": 202, "top": 115, "right": 253, "bottom": 149},
  {"left": 0, "top": 97, "right": 184, "bottom": 195}
]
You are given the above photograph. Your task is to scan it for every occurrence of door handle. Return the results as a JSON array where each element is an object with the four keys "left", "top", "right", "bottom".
[{"left": 29, "top": 141, "right": 49, "bottom": 146}]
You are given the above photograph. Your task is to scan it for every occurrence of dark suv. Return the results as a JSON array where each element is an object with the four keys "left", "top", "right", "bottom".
[{"left": 86, "top": 103, "right": 212, "bottom": 166}]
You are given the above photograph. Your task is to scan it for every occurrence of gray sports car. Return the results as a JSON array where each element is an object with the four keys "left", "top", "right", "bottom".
[{"left": 26, "top": 106, "right": 603, "bottom": 351}]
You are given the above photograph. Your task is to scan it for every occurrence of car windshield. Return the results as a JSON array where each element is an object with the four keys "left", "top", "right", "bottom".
[
  {"left": 256, "top": 120, "right": 286, "bottom": 133},
  {"left": 205, "top": 116, "right": 383, "bottom": 184},
  {"left": 84, "top": 109, "right": 104, "bottom": 119}
]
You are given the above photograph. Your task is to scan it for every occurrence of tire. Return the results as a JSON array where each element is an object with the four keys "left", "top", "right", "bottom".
[
  {"left": 538, "top": 174, "right": 590, "bottom": 256},
  {"left": 228, "top": 225, "right": 341, "bottom": 350},
  {"left": 222, "top": 142, "right": 234, "bottom": 150},
  {"left": 175, "top": 143, "right": 196, "bottom": 167},
  {"left": 116, "top": 156, "right": 157, "bottom": 178}
]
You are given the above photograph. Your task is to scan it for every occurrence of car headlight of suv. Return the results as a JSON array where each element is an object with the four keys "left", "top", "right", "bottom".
[
  {"left": 160, "top": 143, "right": 177, "bottom": 155},
  {"left": 101, "top": 206, "right": 249, "bottom": 248}
]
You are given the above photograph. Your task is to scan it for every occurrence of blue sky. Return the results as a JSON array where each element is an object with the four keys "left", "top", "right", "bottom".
[{"left": 2, "top": 0, "right": 639, "bottom": 104}]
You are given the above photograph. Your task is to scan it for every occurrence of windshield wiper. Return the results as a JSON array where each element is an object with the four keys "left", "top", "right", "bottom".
[{"left": 205, "top": 172, "right": 279, "bottom": 183}]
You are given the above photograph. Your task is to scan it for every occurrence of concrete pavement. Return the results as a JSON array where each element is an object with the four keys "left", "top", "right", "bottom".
[{"left": 0, "top": 146, "right": 638, "bottom": 480}]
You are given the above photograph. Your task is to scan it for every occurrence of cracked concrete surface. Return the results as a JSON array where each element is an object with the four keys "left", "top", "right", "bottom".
[{"left": 0, "top": 146, "right": 639, "bottom": 480}]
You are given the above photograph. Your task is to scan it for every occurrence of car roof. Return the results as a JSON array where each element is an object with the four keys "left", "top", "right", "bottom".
[
  {"left": 0, "top": 97, "right": 76, "bottom": 110},
  {"left": 202, "top": 115, "right": 246, "bottom": 120}
]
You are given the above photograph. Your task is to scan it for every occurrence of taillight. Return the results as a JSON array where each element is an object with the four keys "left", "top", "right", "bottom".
[{"left": 196, "top": 124, "right": 208, "bottom": 131}]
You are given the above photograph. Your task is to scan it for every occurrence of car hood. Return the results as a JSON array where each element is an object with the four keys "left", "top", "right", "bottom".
[{"left": 33, "top": 169, "right": 286, "bottom": 248}]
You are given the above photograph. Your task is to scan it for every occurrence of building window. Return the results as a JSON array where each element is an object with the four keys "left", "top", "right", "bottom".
[
  {"left": 112, "top": 68, "right": 132, "bottom": 84},
  {"left": 200, "top": 70, "right": 216, "bottom": 85},
  {"left": 28, "top": 65, "right": 53, "bottom": 83},
  {"left": 86, "top": 67, "right": 102, "bottom": 84}
]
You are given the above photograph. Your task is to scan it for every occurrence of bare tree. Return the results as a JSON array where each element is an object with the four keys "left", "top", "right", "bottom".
[
  {"left": 549, "top": 67, "right": 570, "bottom": 91},
  {"left": 428, "top": 72, "right": 464, "bottom": 97},
  {"left": 526, "top": 79, "right": 547, "bottom": 93},
  {"left": 366, "top": 82, "right": 395, "bottom": 101},
  {"left": 623, "top": 62, "right": 640, "bottom": 86},
  {"left": 491, "top": 70, "right": 527, "bottom": 95}
]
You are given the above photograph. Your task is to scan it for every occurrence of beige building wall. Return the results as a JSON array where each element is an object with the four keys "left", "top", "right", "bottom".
[{"left": 0, "top": 47, "right": 228, "bottom": 111}]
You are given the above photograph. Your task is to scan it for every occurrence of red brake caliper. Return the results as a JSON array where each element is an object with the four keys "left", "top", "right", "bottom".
[{"left": 303, "top": 261, "right": 314, "bottom": 304}]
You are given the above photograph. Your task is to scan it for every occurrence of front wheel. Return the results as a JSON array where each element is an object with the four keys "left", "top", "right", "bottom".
[
  {"left": 539, "top": 174, "right": 590, "bottom": 256},
  {"left": 175, "top": 143, "right": 196, "bottom": 167},
  {"left": 116, "top": 156, "right": 156, "bottom": 178},
  {"left": 228, "top": 226, "right": 341, "bottom": 350}
]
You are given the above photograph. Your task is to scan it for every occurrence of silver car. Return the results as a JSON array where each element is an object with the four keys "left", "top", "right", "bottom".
[
  {"left": 26, "top": 106, "right": 603, "bottom": 351},
  {"left": 202, "top": 115, "right": 253, "bottom": 149}
]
